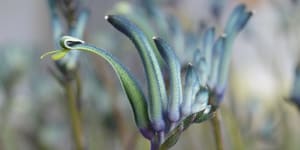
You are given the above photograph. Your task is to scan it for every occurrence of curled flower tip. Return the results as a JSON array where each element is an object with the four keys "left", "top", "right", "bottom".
[
  {"left": 60, "top": 35, "right": 85, "bottom": 49},
  {"left": 41, "top": 36, "right": 84, "bottom": 60}
]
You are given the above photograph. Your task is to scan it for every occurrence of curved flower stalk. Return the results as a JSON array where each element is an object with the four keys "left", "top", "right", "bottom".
[{"left": 41, "top": 36, "right": 153, "bottom": 139}]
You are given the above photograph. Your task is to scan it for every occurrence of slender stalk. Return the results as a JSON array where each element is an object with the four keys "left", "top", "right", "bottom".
[
  {"left": 223, "top": 108, "right": 245, "bottom": 150},
  {"left": 151, "top": 140, "right": 160, "bottom": 150},
  {"left": 151, "top": 132, "right": 164, "bottom": 150},
  {"left": 75, "top": 70, "right": 82, "bottom": 111},
  {"left": 279, "top": 102, "right": 291, "bottom": 150},
  {"left": 65, "top": 81, "right": 84, "bottom": 150},
  {"left": 211, "top": 110, "right": 224, "bottom": 150}
]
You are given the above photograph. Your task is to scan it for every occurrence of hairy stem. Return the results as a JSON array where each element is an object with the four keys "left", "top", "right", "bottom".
[
  {"left": 211, "top": 110, "right": 224, "bottom": 150},
  {"left": 65, "top": 81, "right": 84, "bottom": 150}
]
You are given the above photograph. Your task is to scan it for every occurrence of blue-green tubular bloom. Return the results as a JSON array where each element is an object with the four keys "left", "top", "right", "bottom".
[
  {"left": 181, "top": 64, "right": 200, "bottom": 117},
  {"left": 208, "top": 36, "right": 225, "bottom": 90},
  {"left": 216, "top": 4, "right": 253, "bottom": 103},
  {"left": 153, "top": 37, "right": 183, "bottom": 123},
  {"left": 105, "top": 15, "right": 167, "bottom": 132},
  {"left": 189, "top": 4, "right": 252, "bottom": 106}
]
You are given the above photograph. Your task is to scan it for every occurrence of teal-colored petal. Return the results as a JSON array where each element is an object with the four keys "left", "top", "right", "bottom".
[
  {"left": 201, "top": 27, "right": 215, "bottom": 74},
  {"left": 209, "top": 36, "right": 225, "bottom": 89},
  {"left": 225, "top": 4, "right": 246, "bottom": 36},
  {"left": 191, "top": 87, "right": 209, "bottom": 114},
  {"left": 181, "top": 64, "right": 199, "bottom": 117},
  {"left": 106, "top": 15, "right": 167, "bottom": 131},
  {"left": 153, "top": 37, "right": 183, "bottom": 122},
  {"left": 218, "top": 4, "right": 252, "bottom": 93}
]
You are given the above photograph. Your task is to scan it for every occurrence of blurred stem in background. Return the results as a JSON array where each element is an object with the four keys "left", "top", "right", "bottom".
[
  {"left": 47, "top": 0, "right": 88, "bottom": 149},
  {"left": 65, "top": 78, "right": 84, "bottom": 150},
  {"left": 0, "top": 48, "right": 28, "bottom": 150},
  {"left": 279, "top": 102, "right": 292, "bottom": 150},
  {"left": 75, "top": 68, "right": 82, "bottom": 109},
  {"left": 222, "top": 107, "right": 245, "bottom": 150},
  {"left": 211, "top": 110, "right": 224, "bottom": 150},
  {"left": 0, "top": 85, "right": 16, "bottom": 150}
]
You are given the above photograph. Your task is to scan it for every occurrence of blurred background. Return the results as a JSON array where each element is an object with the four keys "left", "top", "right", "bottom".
[{"left": 0, "top": 0, "right": 300, "bottom": 149}]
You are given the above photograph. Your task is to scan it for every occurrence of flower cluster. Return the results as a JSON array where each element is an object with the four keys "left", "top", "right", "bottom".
[{"left": 42, "top": 4, "right": 252, "bottom": 150}]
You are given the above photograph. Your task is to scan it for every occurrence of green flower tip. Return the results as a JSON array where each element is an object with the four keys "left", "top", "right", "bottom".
[{"left": 40, "top": 36, "right": 85, "bottom": 60}]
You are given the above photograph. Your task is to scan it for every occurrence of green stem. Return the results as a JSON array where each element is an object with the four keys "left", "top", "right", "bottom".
[
  {"left": 151, "top": 140, "right": 160, "bottom": 150},
  {"left": 75, "top": 70, "right": 82, "bottom": 111},
  {"left": 65, "top": 81, "right": 84, "bottom": 150},
  {"left": 223, "top": 108, "right": 245, "bottom": 150},
  {"left": 211, "top": 110, "right": 224, "bottom": 150}
]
